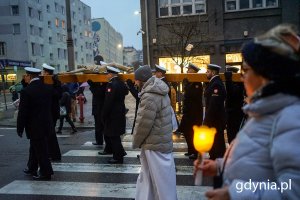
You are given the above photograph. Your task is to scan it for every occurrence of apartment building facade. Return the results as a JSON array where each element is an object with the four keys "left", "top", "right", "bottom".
[
  {"left": 140, "top": 0, "right": 300, "bottom": 72},
  {"left": 92, "top": 18, "right": 123, "bottom": 64},
  {"left": 0, "top": 0, "right": 93, "bottom": 84}
]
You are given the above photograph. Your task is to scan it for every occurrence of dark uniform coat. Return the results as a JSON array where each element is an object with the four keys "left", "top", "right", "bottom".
[
  {"left": 17, "top": 79, "right": 54, "bottom": 176},
  {"left": 47, "top": 78, "right": 62, "bottom": 160},
  {"left": 203, "top": 75, "right": 226, "bottom": 160},
  {"left": 88, "top": 80, "right": 107, "bottom": 144},
  {"left": 225, "top": 79, "right": 245, "bottom": 143},
  {"left": 102, "top": 76, "right": 129, "bottom": 137},
  {"left": 178, "top": 81, "right": 203, "bottom": 155},
  {"left": 17, "top": 80, "right": 54, "bottom": 139}
]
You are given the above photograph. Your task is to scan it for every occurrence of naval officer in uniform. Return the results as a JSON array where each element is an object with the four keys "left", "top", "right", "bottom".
[
  {"left": 177, "top": 63, "right": 203, "bottom": 159},
  {"left": 17, "top": 67, "right": 54, "bottom": 180},
  {"left": 99, "top": 66, "right": 128, "bottom": 164},
  {"left": 203, "top": 64, "right": 226, "bottom": 160},
  {"left": 42, "top": 63, "right": 62, "bottom": 161}
]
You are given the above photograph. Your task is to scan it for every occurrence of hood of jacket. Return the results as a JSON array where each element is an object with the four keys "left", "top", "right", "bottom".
[
  {"left": 243, "top": 93, "right": 300, "bottom": 117},
  {"left": 140, "top": 76, "right": 169, "bottom": 97}
]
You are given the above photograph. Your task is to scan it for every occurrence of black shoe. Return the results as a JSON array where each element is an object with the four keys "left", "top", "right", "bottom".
[
  {"left": 189, "top": 154, "right": 197, "bottom": 160},
  {"left": 71, "top": 128, "right": 77, "bottom": 134},
  {"left": 33, "top": 174, "right": 51, "bottom": 181},
  {"left": 50, "top": 158, "right": 61, "bottom": 162},
  {"left": 98, "top": 151, "right": 112, "bottom": 155},
  {"left": 23, "top": 168, "right": 37, "bottom": 176},
  {"left": 108, "top": 158, "right": 123, "bottom": 164},
  {"left": 92, "top": 142, "right": 103, "bottom": 145},
  {"left": 184, "top": 153, "right": 192, "bottom": 156}
]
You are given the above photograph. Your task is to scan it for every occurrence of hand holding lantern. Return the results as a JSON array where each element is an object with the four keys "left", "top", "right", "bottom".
[{"left": 193, "top": 125, "right": 216, "bottom": 185}]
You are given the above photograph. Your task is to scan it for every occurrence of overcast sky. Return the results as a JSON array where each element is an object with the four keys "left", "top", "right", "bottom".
[{"left": 80, "top": 0, "right": 142, "bottom": 50}]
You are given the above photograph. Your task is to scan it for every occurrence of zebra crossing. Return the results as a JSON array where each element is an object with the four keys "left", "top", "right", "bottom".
[{"left": 0, "top": 134, "right": 212, "bottom": 199}]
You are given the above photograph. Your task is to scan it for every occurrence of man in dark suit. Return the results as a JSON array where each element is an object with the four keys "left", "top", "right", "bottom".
[
  {"left": 99, "top": 66, "right": 128, "bottom": 164},
  {"left": 88, "top": 79, "right": 107, "bottom": 145},
  {"left": 17, "top": 67, "right": 54, "bottom": 180},
  {"left": 177, "top": 63, "right": 203, "bottom": 159},
  {"left": 42, "top": 63, "right": 62, "bottom": 161},
  {"left": 203, "top": 64, "right": 226, "bottom": 160},
  {"left": 224, "top": 65, "right": 245, "bottom": 144}
]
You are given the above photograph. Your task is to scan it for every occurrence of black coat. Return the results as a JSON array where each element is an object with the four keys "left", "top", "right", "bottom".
[
  {"left": 17, "top": 79, "right": 54, "bottom": 139},
  {"left": 51, "top": 83, "right": 62, "bottom": 121},
  {"left": 88, "top": 81, "right": 107, "bottom": 116},
  {"left": 178, "top": 81, "right": 203, "bottom": 133},
  {"left": 203, "top": 76, "right": 226, "bottom": 130},
  {"left": 102, "top": 77, "right": 128, "bottom": 137},
  {"left": 59, "top": 92, "right": 72, "bottom": 114}
]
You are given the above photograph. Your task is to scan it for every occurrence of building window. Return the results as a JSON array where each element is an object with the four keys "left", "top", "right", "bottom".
[
  {"left": 40, "top": 44, "right": 44, "bottom": 56},
  {"left": 225, "top": 53, "right": 242, "bottom": 70},
  {"left": 61, "top": 6, "right": 65, "bottom": 14},
  {"left": 11, "top": 5, "right": 19, "bottom": 15},
  {"left": 0, "top": 42, "right": 6, "bottom": 56},
  {"left": 61, "top": 20, "right": 65, "bottom": 29},
  {"left": 55, "top": 3, "right": 59, "bottom": 12},
  {"left": 73, "top": 25, "right": 76, "bottom": 33},
  {"left": 38, "top": 11, "right": 42, "bottom": 21},
  {"left": 158, "top": 0, "right": 206, "bottom": 17},
  {"left": 72, "top": 11, "right": 76, "bottom": 19},
  {"left": 55, "top": 18, "right": 59, "bottom": 27},
  {"left": 28, "top": 7, "right": 33, "bottom": 17},
  {"left": 48, "top": 21, "right": 51, "bottom": 28},
  {"left": 57, "top": 33, "right": 60, "bottom": 42},
  {"left": 39, "top": 28, "right": 43, "bottom": 37},
  {"left": 74, "top": 38, "right": 77, "bottom": 46},
  {"left": 159, "top": 55, "right": 210, "bottom": 73},
  {"left": 30, "top": 25, "right": 34, "bottom": 35},
  {"left": 46, "top": 5, "right": 50, "bottom": 12},
  {"left": 225, "top": 0, "right": 278, "bottom": 12},
  {"left": 75, "top": 52, "right": 78, "bottom": 61},
  {"left": 31, "top": 43, "right": 35, "bottom": 55},
  {"left": 50, "top": 53, "right": 53, "bottom": 60},
  {"left": 64, "top": 49, "right": 67, "bottom": 59},
  {"left": 13, "top": 24, "right": 20, "bottom": 34},
  {"left": 49, "top": 37, "right": 52, "bottom": 44},
  {"left": 57, "top": 48, "right": 61, "bottom": 59}
]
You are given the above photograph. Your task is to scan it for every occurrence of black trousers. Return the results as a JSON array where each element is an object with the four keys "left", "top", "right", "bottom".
[
  {"left": 183, "top": 125, "right": 198, "bottom": 155},
  {"left": 209, "top": 128, "right": 226, "bottom": 160},
  {"left": 105, "top": 136, "right": 126, "bottom": 160},
  {"left": 94, "top": 115, "right": 104, "bottom": 145},
  {"left": 27, "top": 138, "right": 53, "bottom": 176},
  {"left": 58, "top": 114, "right": 76, "bottom": 131},
  {"left": 47, "top": 117, "right": 61, "bottom": 160}
]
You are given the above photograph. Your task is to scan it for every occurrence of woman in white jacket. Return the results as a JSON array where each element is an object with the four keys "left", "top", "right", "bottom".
[
  {"left": 132, "top": 65, "right": 177, "bottom": 200},
  {"left": 194, "top": 24, "right": 300, "bottom": 200}
]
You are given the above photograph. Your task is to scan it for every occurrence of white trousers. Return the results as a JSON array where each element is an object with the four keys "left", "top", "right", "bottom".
[{"left": 135, "top": 149, "right": 178, "bottom": 200}]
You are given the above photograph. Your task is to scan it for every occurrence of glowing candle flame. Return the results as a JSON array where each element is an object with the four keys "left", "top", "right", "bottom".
[{"left": 193, "top": 125, "right": 216, "bottom": 153}]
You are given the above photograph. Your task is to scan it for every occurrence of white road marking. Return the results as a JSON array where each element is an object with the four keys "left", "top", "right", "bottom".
[
  {"left": 52, "top": 162, "right": 193, "bottom": 175},
  {"left": 63, "top": 150, "right": 188, "bottom": 159},
  {"left": 0, "top": 180, "right": 211, "bottom": 199}
]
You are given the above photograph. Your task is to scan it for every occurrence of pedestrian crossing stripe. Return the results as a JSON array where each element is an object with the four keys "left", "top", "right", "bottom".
[
  {"left": 63, "top": 150, "right": 188, "bottom": 159},
  {"left": 83, "top": 141, "right": 188, "bottom": 149},
  {"left": 0, "top": 180, "right": 211, "bottom": 199},
  {"left": 56, "top": 134, "right": 71, "bottom": 138},
  {"left": 52, "top": 162, "right": 193, "bottom": 175}
]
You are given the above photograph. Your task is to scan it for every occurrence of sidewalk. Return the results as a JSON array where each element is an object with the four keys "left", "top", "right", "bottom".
[{"left": 0, "top": 88, "right": 136, "bottom": 131}]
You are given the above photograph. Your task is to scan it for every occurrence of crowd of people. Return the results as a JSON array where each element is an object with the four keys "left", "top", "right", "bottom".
[{"left": 15, "top": 24, "right": 300, "bottom": 199}]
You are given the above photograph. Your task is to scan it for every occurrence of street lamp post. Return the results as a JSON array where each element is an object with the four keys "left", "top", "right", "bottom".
[
  {"left": 144, "top": 0, "right": 150, "bottom": 66},
  {"left": 66, "top": 0, "right": 75, "bottom": 71}
]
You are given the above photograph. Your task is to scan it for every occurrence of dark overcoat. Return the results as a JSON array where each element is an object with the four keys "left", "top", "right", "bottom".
[
  {"left": 203, "top": 76, "right": 226, "bottom": 129},
  {"left": 102, "top": 77, "right": 128, "bottom": 137},
  {"left": 17, "top": 79, "right": 54, "bottom": 139},
  {"left": 178, "top": 81, "right": 203, "bottom": 133}
]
